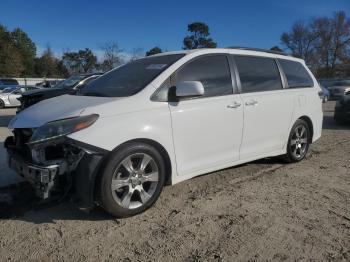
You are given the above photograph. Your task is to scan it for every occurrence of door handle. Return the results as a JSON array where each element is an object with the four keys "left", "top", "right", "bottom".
[
  {"left": 245, "top": 100, "right": 258, "bottom": 106},
  {"left": 227, "top": 102, "right": 241, "bottom": 109}
]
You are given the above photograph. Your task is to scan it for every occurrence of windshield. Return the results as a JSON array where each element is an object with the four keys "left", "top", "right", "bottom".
[
  {"left": 79, "top": 54, "right": 185, "bottom": 97},
  {"left": 54, "top": 75, "right": 87, "bottom": 89}
]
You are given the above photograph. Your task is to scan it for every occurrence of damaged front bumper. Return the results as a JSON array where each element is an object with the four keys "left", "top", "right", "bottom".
[
  {"left": 8, "top": 153, "right": 59, "bottom": 199},
  {"left": 5, "top": 133, "right": 108, "bottom": 210}
]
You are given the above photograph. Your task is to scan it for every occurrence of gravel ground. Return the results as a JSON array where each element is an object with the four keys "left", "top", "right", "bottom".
[{"left": 0, "top": 102, "right": 349, "bottom": 261}]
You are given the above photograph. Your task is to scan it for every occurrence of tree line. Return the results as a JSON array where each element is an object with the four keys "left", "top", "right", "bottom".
[
  {"left": 280, "top": 11, "right": 350, "bottom": 78},
  {"left": 0, "top": 10, "right": 349, "bottom": 79}
]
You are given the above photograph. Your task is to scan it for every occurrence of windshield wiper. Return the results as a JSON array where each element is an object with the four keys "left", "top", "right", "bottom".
[{"left": 80, "top": 92, "right": 109, "bottom": 97}]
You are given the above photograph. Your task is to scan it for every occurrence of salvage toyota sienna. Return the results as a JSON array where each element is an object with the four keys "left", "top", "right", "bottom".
[{"left": 5, "top": 48, "right": 323, "bottom": 217}]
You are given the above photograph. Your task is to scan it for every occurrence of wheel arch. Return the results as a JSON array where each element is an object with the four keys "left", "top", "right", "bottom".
[
  {"left": 93, "top": 138, "right": 173, "bottom": 199},
  {"left": 123, "top": 138, "right": 173, "bottom": 185},
  {"left": 298, "top": 115, "right": 314, "bottom": 143}
]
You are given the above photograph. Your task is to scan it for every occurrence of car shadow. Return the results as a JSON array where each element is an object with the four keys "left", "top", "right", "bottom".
[
  {"left": 0, "top": 154, "right": 287, "bottom": 224},
  {"left": 0, "top": 181, "right": 113, "bottom": 223}
]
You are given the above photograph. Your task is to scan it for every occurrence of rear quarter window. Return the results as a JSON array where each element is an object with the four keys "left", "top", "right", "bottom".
[{"left": 278, "top": 59, "right": 314, "bottom": 88}]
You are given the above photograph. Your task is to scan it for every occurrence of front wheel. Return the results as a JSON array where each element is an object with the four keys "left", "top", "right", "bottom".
[
  {"left": 282, "top": 119, "right": 310, "bottom": 163},
  {"left": 0, "top": 99, "right": 4, "bottom": 109},
  {"left": 99, "top": 142, "right": 166, "bottom": 217}
]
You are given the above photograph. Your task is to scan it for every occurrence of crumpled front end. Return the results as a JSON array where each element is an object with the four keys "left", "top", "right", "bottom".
[{"left": 5, "top": 128, "right": 108, "bottom": 209}]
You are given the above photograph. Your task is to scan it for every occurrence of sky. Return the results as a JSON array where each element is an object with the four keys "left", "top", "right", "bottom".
[{"left": 1, "top": 0, "right": 349, "bottom": 59}]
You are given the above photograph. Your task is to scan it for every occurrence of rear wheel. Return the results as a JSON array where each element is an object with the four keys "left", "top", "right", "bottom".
[
  {"left": 99, "top": 142, "right": 166, "bottom": 217},
  {"left": 282, "top": 119, "right": 310, "bottom": 163},
  {"left": 0, "top": 99, "right": 4, "bottom": 109}
]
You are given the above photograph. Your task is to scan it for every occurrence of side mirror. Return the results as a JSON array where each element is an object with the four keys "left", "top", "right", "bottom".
[{"left": 176, "top": 81, "right": 204, "bottom": 98}]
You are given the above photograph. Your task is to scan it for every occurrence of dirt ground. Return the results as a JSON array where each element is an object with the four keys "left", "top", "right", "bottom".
[{"left": 0, "top": 102, "right": 349, "bottom": 261}]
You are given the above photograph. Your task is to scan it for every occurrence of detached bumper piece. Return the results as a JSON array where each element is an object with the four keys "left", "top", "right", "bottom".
[{"left": 8, "top": 154, "right": 59, "bottom": 199}]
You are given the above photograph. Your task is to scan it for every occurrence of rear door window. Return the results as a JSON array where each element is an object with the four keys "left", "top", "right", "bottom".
[
  {"left": 234, "top": 56, "right": 283, "bottom": 93},
  {"left": 278, "top": 59, "right": 314, "bottom": 88}
]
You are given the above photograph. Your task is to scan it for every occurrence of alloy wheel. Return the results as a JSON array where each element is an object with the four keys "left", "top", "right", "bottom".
[
  {"left": 110, "top": 153, "right": 159, "bottom": 209},
  {"left": 290, "top": 124, "right": 308, "bottom": 159}
]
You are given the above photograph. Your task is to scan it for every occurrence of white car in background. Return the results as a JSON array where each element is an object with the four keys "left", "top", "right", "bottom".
[
  {"left": 0, "top": 86, "right": 38, "bottom": 108},
  {"left": 6, "top": 48, "right": 323, "bottom": 217}
]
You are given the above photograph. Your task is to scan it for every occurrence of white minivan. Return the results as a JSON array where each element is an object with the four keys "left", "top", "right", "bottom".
[{"left": 5, "top": 48, "right": 323, "bottom": 217}]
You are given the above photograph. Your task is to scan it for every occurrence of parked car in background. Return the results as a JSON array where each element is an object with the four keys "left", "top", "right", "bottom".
[
  {"left": 18, "top": 73, "right": 102, "bottom": 111},
  {"left": 0, "top": 78, "right": 19, "bottom": 86},
  {"left": 0, "top": 86, "right": 38, "bottom": 108},
  {"left": 5, "top": 48, "right": 323, "bottom": 217},
  {"left": 0, "top": 78, "right": 19, "bottom": 92},
  {"left": 334, "top": 91, "right": 350, "bottom": 124},
  {"left": 320, "top": 85, "right": 330, "bottom": 103},
  {"left": 35, "top": 80, "right": 62, "bottom": 88},
  {"left": 320, "top": 79, "right": 350, "bottom": 100}
]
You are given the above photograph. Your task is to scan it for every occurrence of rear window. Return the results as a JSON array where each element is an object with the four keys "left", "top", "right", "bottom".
[
  {"left": 235, "top": 56, "right": 283, "bottom": 93},
  {"left": 278, "top": 59, "right": 314, "bottom": 88},
  {"left": 80, "top": 54, "right": 184, "bottom": 97}
]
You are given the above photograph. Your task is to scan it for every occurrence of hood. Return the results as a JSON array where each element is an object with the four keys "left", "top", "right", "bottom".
[{"left": 9, "top": 94, "right": 116, "bottom": 129}]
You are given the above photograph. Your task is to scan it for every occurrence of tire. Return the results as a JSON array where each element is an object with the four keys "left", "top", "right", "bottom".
[
  {"left": 99, "top": 142, "right": 166, "bottom": 218},
  {"left": 0, "top": 99, "right": 4, "bottom": 109},
  {"left": 282, "top": 119, "right": 310, "bottom": 163}
]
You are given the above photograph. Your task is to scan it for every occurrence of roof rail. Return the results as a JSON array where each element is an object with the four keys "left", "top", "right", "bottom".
[{"left": 228, "top": 46, "right": 290, "bottom": 56}]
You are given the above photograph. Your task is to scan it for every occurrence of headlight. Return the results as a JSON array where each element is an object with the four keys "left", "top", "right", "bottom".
[{"left": 29, "top": 114, "right": 99, "bottom": 144}]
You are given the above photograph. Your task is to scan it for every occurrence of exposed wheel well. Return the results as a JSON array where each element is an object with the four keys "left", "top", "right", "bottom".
[{"left": 298, "top": 116, "right": 314, "bottom": 143}]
